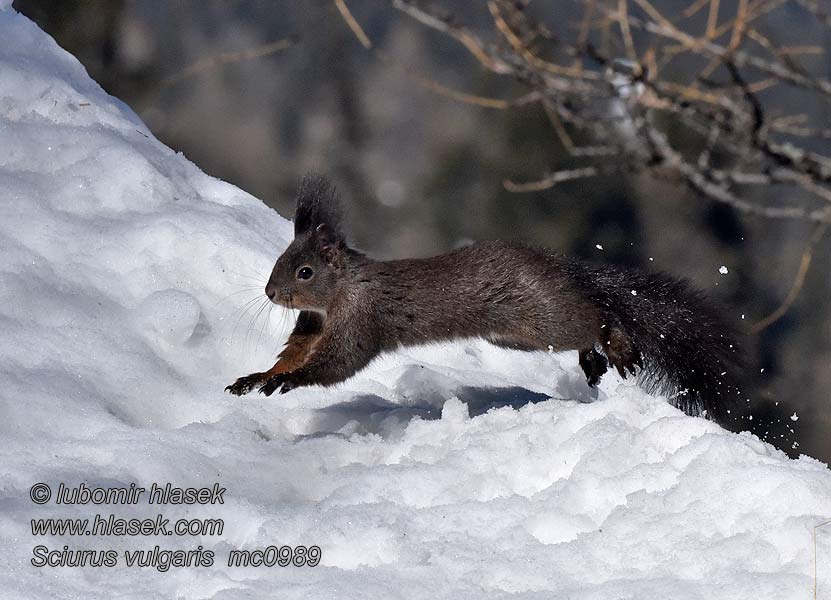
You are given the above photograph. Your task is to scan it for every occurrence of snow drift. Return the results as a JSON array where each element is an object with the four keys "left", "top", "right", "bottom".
[{"left": 0, "top": 6, "right": 830, "bottom": 599}]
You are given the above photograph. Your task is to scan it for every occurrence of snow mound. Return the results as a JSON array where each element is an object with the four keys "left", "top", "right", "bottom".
[{"left": 1, "top": 9, "right": 830, "bottom": 600}]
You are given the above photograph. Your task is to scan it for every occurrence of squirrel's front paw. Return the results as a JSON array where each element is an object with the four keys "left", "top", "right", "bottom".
[
  {"left": 225, "top": 373, "right": 264, "bottom": 396},
  {"left": 259, "top": 373, "right": 289, "bottom": 396}
]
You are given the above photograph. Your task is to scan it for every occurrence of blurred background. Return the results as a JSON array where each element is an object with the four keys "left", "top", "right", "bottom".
[{"left": 14, "top": 0, "right": 830, "bottom": 462}]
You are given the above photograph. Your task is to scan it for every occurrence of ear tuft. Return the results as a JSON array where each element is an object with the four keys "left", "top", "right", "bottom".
[
  {"left": 314, "top": 223, "right": 344, "bottom": 266},
  {"left": 293, "top": 173, "right": 344, "bottom": 241}
]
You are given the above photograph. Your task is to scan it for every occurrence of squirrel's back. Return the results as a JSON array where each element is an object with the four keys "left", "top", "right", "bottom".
[
  {"left": 353, "top": 240, "right": 604, "bottom": 352},
  {"left": 354, "top": 240, "right": 743, "bottom": 421}
]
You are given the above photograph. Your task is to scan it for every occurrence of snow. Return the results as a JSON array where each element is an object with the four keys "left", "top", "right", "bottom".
[
  {"left": 1, "top": 8, "right": 831, "bottom": 600},
  {"left": 719, "top": 265, "right": 729, "bottom": 274}
]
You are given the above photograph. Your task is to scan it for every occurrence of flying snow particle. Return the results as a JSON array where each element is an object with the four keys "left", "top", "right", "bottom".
[
  {"left": 719, "top": 265, "right": 729, "bottom": 274},
  {"left": 790, "top": 412, "right": 799, "bottom": 422},
  {"left": 595, "top": 244, "right": 604, "bottom": 250},
  {"left": 631, "top": 290, "right": 637, "bottom": 296}
]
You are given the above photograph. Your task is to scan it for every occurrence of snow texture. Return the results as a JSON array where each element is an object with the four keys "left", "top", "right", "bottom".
[{"left": 1, "top": 9, "right": 830, "bottom": 600}]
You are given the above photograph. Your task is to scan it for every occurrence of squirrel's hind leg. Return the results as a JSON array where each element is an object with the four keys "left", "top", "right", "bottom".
[
  {"left": 578, "top": 322, "right": 644, "bottom": 387},
  {"left": 602, "top": 325, "right": 643, "bottom": 379},
  {"left": 579, "top": 347, "right": 608, "bottom": 387}
]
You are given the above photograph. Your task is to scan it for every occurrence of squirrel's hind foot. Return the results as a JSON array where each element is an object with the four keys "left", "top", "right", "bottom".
[
  {"left": 579, "top": 347, "right": 608, "bottom": 387},
  {"left": 603, "top": 326, "right": 643, "bottom": 379},
  {"left": 580, "top": 324, "right": 645, "bottom": 387}
]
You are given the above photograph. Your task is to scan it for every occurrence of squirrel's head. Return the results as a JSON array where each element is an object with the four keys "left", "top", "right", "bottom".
[{"left": 265, "top": 174, "right": 347, "bottom": 312}]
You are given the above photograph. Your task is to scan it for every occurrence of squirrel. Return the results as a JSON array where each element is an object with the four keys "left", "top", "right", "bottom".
[{"left": 226, "top": 173, "right": 744, "bottom": 423}]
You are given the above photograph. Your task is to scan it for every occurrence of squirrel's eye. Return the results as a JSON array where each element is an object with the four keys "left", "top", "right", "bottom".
[{"left": 297, "top": 266, "right": 314, "bottom": 280}]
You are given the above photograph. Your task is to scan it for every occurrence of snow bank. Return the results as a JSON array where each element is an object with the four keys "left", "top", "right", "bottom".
[{"left": 1, "top": 8, "right": 830, "bottom": 600}]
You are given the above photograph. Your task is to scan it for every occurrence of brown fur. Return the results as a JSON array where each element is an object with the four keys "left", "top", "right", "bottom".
[
  {"left": 225, "top": 311, "right": 323, "bottom": 395},
  {"left": 226, "top": 174, "right": 744, "bottom": 424}
]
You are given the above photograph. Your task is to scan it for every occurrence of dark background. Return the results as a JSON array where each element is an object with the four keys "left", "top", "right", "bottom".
[{"left": 15, "top": 0, "right": 830, "bottom": 462}]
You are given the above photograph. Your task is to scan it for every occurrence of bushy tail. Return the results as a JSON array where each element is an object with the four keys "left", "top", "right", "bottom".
[{"left": 566, "top": 260, "right": 745, "bottom": 423}]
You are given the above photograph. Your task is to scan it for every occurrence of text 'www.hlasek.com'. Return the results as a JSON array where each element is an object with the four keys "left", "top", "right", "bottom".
[{"left": 28, "top": 482, "right": 321, "bottom": 571}]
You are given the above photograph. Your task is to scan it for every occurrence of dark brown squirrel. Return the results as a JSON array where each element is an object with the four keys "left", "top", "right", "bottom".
[{"left": 226, "top": 173, "right": 744, "bottom": 423}]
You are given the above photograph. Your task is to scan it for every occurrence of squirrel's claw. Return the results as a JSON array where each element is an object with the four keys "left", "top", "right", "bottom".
[
  {"left": 225, "top": 373, "right": 264, "bottom": 396},
  {"left": 259, "top": 372, "right": 305, "bottom": 395},
  {"left": 258, "top": 374, "right": 288, "bottom": 396}
]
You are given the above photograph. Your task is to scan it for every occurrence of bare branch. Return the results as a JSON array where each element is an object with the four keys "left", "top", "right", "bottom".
[
  {"left": 334, "top": 0, "right": 372, "bottom": 49},
  {"left": 504, "top": 167, "right": 605, "bottom": 192},
  {"left": 391, "top": 0, "right": 507, "bottom": 73},
  {"left": 333, "top": 0, "right": 537, "bottom": 109},
  {"left": 159, "top": 37, "right": 295, "bottom": 89},
  {"left": 380, "top": 0, "right": 831, "bottom": 221},
  {"left": 750, "top": 223, "right": 829, "bottom": 333}
]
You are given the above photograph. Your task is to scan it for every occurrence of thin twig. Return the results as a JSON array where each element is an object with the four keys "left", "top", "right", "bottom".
[
  {"left": 618, "top": 0, "right": 639, "bottom": 62},
  {"left": 751, "top": 222, "right": 829, "bottom": 333},
  {"left": 542, "top": 101, "right": 619, "bottom": 156},
  {"left": 399, "top": 66, "right": 541, "bottom": 108},
  {"left": 159, "top": 37, "right": 295, "bottom": 89},
  {"left": 504, "top": 167, "right": 605, "bottom": 192},
  {"left": 488, "top": 1, "right": 600, "bottom": 79},
  {"left": 706, "top": 0, "right": 720, "bottom": 38},
  {"left": 392, "top": 0, "right": 505, "bottom": 72},
  {"left": 605, "top": 6, "right": 831, "bottom": 97},
  {"left": 682, "top": 0, "right": 711, "bottom": 19},
  {"left": 333, "top": 0, "right": 372, "bottom": 49},
  {"left": 334, "top": 0, "right": 540, "bottom": 109}
]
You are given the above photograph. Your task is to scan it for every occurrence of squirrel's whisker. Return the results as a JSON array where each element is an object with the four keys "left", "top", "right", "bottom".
[
  {"left": 244, "top": 297, "right": 270, "bottom": 350},
  {"left": 229, "top": 294, "right": 268, "bottom": 343},
  {"left": 269, "top": 305, "right": 292, "bottom": 358},
  {"left": 225, "top": 282, "right": 265, "bottom": 290},
  {"left": 214, "top": 288, "right": 264, "bottom": 308},
  {"left": 228, "top": 269, "right": 268, "bottom": 284},
  {"left": 255, "top": 302, "right": 274, "bottom": 353}
]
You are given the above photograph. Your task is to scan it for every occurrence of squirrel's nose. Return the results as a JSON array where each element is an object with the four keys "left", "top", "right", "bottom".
[{"left": 265, "top": 283, "right": 277, "bottom": 301}]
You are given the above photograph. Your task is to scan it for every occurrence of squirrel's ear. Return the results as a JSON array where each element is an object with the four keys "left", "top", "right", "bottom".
[
  {"left": 294, "top": 173, "right": 345, "bottom": 242},
  {"left": 313, "top": 223, "right": 345, "bottom": 266}
]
